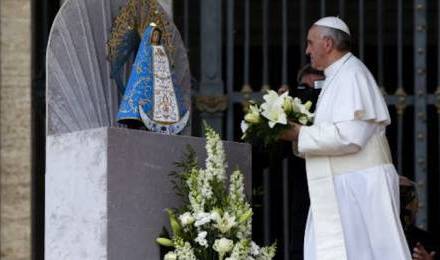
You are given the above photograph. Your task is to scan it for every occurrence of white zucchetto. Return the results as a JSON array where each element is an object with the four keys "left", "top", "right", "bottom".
[{"left": 314, "top": 16, "right": 351, "bottom": 35}]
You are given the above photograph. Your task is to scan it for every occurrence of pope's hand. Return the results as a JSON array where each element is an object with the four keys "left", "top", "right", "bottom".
[
  {"left": 278, "top": 85, "right": 289, "bottom": 95},
  {"left": 279, "top": 121, "right": 302, "bottom": 142}
]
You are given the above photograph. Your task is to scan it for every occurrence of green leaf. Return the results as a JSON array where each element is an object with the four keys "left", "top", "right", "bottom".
[{"left": 166, "top": 209, "right": 182, "bottom": 236}]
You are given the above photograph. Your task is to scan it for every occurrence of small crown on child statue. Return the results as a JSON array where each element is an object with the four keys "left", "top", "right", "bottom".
[{"left": 149, "top": 22, "right": 157, "bottom": 27}]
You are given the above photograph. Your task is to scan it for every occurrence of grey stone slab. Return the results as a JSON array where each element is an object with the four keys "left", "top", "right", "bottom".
[
  {"left": 46, "top": 127, "right": 252, "bottom": 260},
  {"left": 46, "top": 128, "right": 108, "bottom": 260}
]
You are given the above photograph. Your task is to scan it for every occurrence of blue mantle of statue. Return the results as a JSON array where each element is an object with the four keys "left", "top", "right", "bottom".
[{"left": 116, "top": 25, "right": 189, "bottom": 134}]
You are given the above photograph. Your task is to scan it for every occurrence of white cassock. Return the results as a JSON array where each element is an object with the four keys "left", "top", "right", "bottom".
[{"left": 296, "top": 52, "right": 412, "bottom": 260}]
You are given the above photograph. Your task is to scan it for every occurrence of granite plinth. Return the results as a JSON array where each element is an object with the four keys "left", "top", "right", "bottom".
[{"left": 45, "top": 127, "right": 251, "bottom": 260}]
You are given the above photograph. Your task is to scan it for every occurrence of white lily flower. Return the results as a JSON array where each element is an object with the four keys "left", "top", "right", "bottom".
[
  {"left": 262, "top": 89, "right": 279, "bottom": 102},
  {"left": 213, "top": 238, "right": 234, "bottom": 258},
  {"left": 261, "top": 106, "right": 287, "bottom": 128},
  {"left": 261, "top": 91, "right": 285, "bottom": 110},
  {"left": 179, "top": 212, "right": 194, "bottom": 226},
  {"left": 213, "top": 212, "right": 236, "bottom": 234},
  {"left": 290, "top": 97, "right": 314, "bottom": 124},
  {"left": 260, "top": 91, "right": 288, "bottom": 128},
  {"left": 292, "top": 98, "right": 312, "bottom": 116},
  {"left": 210, "top": 209, "right": 221, "bottom": 221},
  {"left": 164, "top": 251, "right": 177, "bottom": 260}
]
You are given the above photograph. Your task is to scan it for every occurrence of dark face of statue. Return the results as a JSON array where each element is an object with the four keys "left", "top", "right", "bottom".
[{"left": 151, "top": 29, "right": 162, "bottom": 45}]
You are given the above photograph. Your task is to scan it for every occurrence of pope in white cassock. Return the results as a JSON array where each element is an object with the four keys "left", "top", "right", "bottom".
[{"left": 280, "top": 17, "right": 412, "bottom": 260}]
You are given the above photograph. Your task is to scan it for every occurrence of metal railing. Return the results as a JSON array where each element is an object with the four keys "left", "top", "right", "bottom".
[{"left": 176, "top": 0, "right": 440, "bottom": 258}]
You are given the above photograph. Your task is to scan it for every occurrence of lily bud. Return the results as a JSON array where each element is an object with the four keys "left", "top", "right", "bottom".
[
  {"left": 244, "top": 105, "right": 261, "bottom": 124},
  {"left": 156, "top": 237, "right": 174, "bottom": 247},
  {"left": 166, "top": 209, "right": 182, "bottom": 236},
  {"left": 239, "top": 209, "right": 253, "bottom": 223},
  {"left": 283, "top": 97, "right": 294, "bottom": 113},
  {"left": 304, "top": 101, "right": 312, "bottom": 111},
  {"left": 298, "top": 116, "right": 308, "bottom": 125},
  {"left": 244, "top": 113, "right": 260, "bottom": 124}
]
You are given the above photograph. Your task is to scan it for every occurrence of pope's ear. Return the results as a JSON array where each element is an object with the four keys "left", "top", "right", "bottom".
[{"left": 323, "top": 36, "right": 334, "bottom": 52}]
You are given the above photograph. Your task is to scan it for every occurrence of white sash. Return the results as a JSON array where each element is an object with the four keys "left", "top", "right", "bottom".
[
  {"left": 305, "top": 134, "right": 391, "bottom": 260},
  {"left": 305, "top": 155, "right": 348, "bottom": 260}
]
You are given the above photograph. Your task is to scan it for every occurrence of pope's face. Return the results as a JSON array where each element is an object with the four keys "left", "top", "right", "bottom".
[{"left": 305, "top": 26, "right": 328, "bottom": 70}]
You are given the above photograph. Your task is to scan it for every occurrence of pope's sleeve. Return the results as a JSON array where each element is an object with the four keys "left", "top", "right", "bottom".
[{"left": 297, "top": 120, "right": 378, "bottom": 156}]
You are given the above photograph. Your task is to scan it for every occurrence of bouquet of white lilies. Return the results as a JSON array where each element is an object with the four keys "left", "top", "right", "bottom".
[
  {"left": 241, "top": 90, "right": 314, "bottom": 146},
  {"left": 156, "top": 126, "right": 276, "bottom": 260}
]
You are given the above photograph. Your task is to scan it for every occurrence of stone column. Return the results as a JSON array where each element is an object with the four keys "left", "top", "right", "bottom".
[
  {"left": 198, "top": 0, "right": 224, "bottom": 134},
  {"left": 0, "top": 0, "right": 32, "bottom": 259}
]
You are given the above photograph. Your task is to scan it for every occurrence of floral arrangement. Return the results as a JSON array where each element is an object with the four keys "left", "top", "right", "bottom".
[
  {"left": 156, "top": 126, "right": 276, "bottom": 260},
  {"left": 241, "top": 90, "right": 314, "bottom": 146}
]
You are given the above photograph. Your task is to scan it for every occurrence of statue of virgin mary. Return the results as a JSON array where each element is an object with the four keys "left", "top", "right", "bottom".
[{"left": 116, "top": 23, "right": 189, "bottom": 134}]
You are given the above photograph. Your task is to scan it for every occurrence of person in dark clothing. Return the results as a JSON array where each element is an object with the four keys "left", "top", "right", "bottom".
[
  {"left": 278, "top": 64, "right": 324, "bottom": 112},
  {"left": 400, "top": 176, "right": 438, "bottom": 260}
]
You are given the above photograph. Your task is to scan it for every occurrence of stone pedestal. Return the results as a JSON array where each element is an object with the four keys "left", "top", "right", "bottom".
[{"left": 45, "top": 127, "right": 251, "bottom": 260}]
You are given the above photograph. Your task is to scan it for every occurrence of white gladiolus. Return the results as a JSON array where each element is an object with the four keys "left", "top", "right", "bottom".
[
  {"left": 194, "top": 212, "right": 213, "bottom": 227},
  {"left": 158, "top": 126, "right": 276, "bottom": 260},
  {"left": 256, "top": 245, "right": 277, "bottom": 260},
  {"left": 200, "top": 173, "right": 214, "bottom": 198},
  {"left": 250, "top": 241, "right": 261, "bottom": 256},
  {"left": 205, "top": 127, "right": 227, "bottom": 181},
  {"left": 226, "top": 240, "right": 252, "bottom": 260},
  {"left": 175, "top": 242, "right": 197, "bottom": 260},
  {"left": 229, "top": 170, "right": 245, "bottom": 203},
  {"left": 187, "top": 168, "right": 206, "bottom": 214},
  {"left": 194, "top": 231, "right": 208, "bottom": 248},
  {"left": 179, "top": 212, "right": 194, "bottom": 226}
]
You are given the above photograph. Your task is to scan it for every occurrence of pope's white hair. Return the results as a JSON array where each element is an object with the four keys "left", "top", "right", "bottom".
[{"left": 315, "top": 25, "right": 352, "bottom": 51}]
